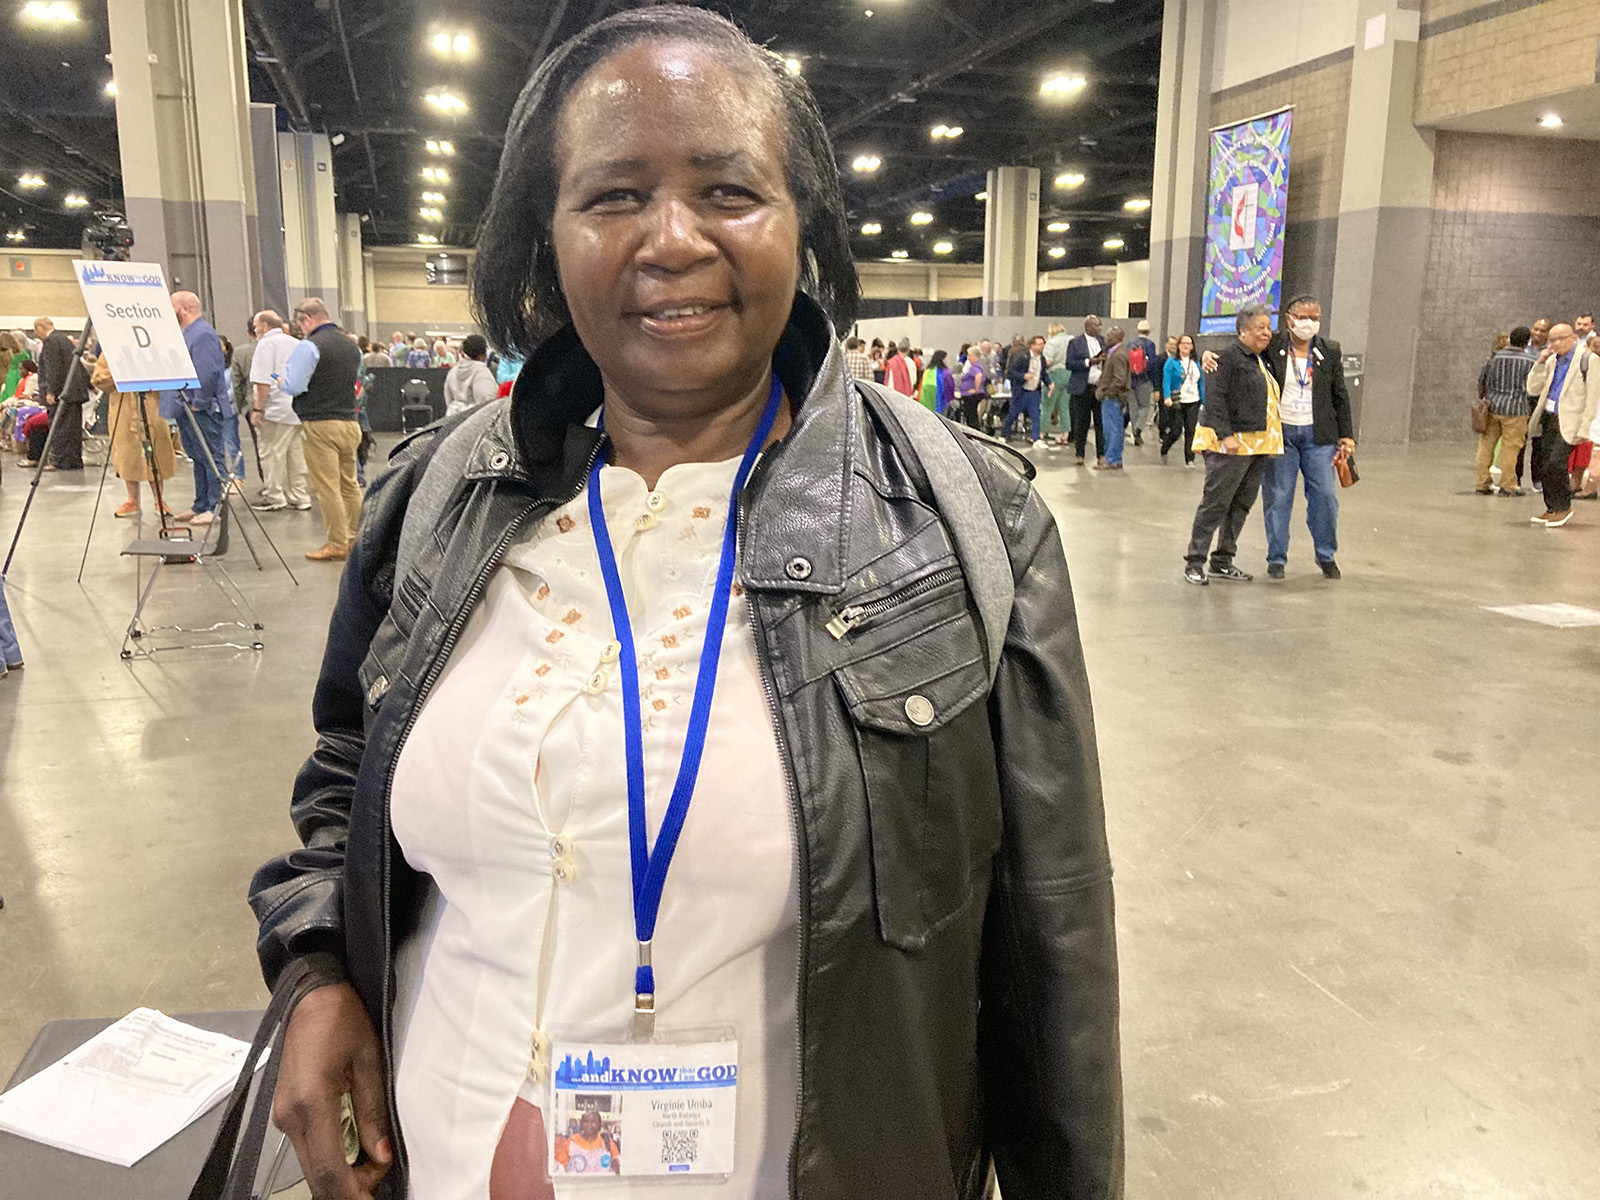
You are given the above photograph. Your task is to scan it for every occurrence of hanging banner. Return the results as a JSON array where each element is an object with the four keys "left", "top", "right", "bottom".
[
  {"left": 72, "top": 259, "right": 200, "bottom": 391},
  {"left": 1200, "top": 107, "right": 1292, "bottom": 334}
]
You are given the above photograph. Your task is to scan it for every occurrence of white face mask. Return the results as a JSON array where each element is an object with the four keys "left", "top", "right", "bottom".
[{"left": 1291, "top": 318, "right": 1320, "bottom": 342}]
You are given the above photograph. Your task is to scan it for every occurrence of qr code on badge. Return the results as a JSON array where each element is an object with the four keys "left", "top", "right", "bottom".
[{"left": 661, "top": 1127, "right": 699, "bottom": 1166}]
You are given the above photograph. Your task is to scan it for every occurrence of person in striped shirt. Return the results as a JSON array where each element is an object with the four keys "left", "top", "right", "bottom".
[{"left": 1475, "top": 325, "right": 1535, "bottom": 496}]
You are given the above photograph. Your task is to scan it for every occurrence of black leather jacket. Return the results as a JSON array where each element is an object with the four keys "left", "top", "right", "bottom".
[{"left": 249, "top": 296, "right": 1123, "bottom": 1200}]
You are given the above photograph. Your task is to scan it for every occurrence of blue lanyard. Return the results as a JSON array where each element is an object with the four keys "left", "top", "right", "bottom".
[
  {"left": 587, "top": 373, "right": 784, "bottom": 1039},
  {"left": 1290, "top": 348, "right": 1312, "bottom": 390}
]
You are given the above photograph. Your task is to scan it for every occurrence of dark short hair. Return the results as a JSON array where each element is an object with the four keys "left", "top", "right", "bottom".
[
  {"left": 1283, "top": 293, "right": 1320, "bottom": 315},
  {"left": 1509, "top": 325, "right": 1531, "bottom": 347},
  {"left": 462, "top": 333, "right": 489, "bottom": 360},
  {"left": 472, "top": 4, "right": 859, "bottom": 357}
]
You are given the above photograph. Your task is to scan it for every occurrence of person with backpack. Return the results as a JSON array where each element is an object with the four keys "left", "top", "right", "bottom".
[
  {"left": 1126, "top": 321, "right": 1157, "bottom": 446},
  {"left": 245, "top": 11, "right": 1120, "bottom": 1199}
]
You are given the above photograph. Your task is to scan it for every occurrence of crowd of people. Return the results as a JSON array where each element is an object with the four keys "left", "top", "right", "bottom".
[
  {"left": 844, "top": 297, "right": 1360, "bottom": 585},
  {"left": 1473, "top": 314, "right": 1600, "bottom": 526}
]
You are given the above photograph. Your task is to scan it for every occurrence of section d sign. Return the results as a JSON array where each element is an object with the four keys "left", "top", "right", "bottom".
[{"left": 72, "top": 260, "right": 200, "bottom": 392}]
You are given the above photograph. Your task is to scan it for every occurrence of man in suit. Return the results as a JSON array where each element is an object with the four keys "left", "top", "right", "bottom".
[
  {"left": 1062, "top": 315, "right": 1107, "bottom": 465},
  {"left": 1525, "top": 320, "right": 1600, "bottom": 526},
  {"left": 1258, "top": 294, "right": 1356, "bottom": 578},
  {"left": 32, "top": 316, "right": 89, "bottom": 470}
]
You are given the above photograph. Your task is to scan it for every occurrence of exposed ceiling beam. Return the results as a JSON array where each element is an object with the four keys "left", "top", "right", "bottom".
[
  {"left": 243, "top": 0, "right": 313, "bottom": 131},
  {"left": 0, "top": 96, "right": 118, "bottom": 180},
  {"left": 826, "top": 1, "right": 1090, "bottom": 139},
  {"left": 297, "top": 14, "right": 388, "bottom": 71}
]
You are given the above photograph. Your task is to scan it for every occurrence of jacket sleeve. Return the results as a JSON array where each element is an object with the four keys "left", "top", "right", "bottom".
[
  {"left": 1162, "top": 357, "right": 1180, "bottom": 399},
  {"left": 282, "top": 338, "right": 321, "bottom": 397},
  {"left": 1206, "top": 352, "right": 1237, "bottom": 439},
  {"left": 1527, "top": 356, "right": 1551, "bottom": 398},
  {"left": 978, "top": 466, "right": 1123, "bottom": 1200},
  {"left": 1065, "top": 337, "right": 1089, "bottom": 373},
  {"left": 247, "top": 442, "right": 430, "bottom": 989},
  {"left": 1578, "top": 351, "right": 1600, "bottom": 442},
  {"left": 188, "top": 328, "right": 226, "bottom": 406},
  {"left": 1326, "top": 342, "right": 1355, "bottom": 441}
]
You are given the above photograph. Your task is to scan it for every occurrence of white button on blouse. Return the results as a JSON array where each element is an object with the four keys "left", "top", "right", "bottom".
[{"left": 389, "top": 454, "right": 798, "bottom": 1200}]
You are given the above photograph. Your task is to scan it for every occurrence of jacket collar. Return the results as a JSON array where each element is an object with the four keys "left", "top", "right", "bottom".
[{"left": 480, "top": 293, "right": 855, "bottom": 592}]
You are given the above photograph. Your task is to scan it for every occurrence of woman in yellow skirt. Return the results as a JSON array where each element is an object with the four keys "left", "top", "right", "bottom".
[{"left": 91, "top": 356, "right": 176, "bottom": 517}]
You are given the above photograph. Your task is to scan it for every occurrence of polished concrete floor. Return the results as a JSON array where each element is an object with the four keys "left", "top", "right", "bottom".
[{"left": 0, "top": 434, "right": 1596, "bottom": 1198}]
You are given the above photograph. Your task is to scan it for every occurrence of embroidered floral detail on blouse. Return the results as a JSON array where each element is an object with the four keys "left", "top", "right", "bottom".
[
  {"left": 652, "top": 698, "right": 669, "bottom": 712},
  {"left": 536, "top": 584, "right": 551, "bottom": 602},
  {"left": 545, "top": 630, "right": 565, "bottom": 644},
  {"left": 556, "top": 515, "right": 576, "bottom": 534},
  {"left": 535, "top": 664, "right": 552, "bottom": 677},
  {"left": 692, "top": 506, "right": 712, "bottom": 520},
  {"left": 654, "top": 667, "right": 671, "bottom": 682},
  {"left": 562, "top": 609, "right": 583, "bottom": 626},
  {"left": 672, "top": 605, "right": 692, "bottom": 621},
  {"left": 660, "top": 634, "right": 679, "bottom": 649}
]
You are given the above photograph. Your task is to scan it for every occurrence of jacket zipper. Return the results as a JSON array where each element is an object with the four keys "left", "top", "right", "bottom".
[
  {"left": 736, "top": 453, "right": 809, "bottom": 1200},
  {"left": 825, "top": 565, "right": 963, "bottom": 640},
  {"left": 379, "top": 445, "right": 605, "bottom": 1178}
]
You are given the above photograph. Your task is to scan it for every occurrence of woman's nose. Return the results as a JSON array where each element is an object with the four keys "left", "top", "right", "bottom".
[{"left": 637, "top": 198, "right": 717, "bottom": 271}]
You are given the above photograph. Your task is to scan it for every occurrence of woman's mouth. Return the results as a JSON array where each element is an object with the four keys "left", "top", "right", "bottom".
[{"left": 634, "top": 303, "right": 731, "bottom": 337}]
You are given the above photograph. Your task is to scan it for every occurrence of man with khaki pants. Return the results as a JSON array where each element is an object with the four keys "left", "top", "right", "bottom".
[
  {"left": 281, "top": 297, "right": 364, "bottom": 560},
  {"left": 247, "top": 310, "right": 312, "bottom": 512},
  {"left": 1473, "top": 325, "right": 1534, "bottom": 497}
]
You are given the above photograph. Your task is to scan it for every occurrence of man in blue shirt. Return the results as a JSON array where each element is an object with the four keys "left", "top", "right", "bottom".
[
  {"left": 1525, "top": 321, "right": 1600, "bottom": 525},
  {"left": 162, "top": 291, "right": 230, "bottom": 525}
]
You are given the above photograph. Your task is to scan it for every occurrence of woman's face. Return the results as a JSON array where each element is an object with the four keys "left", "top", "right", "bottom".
[
  {"left": 552, "top": 42, "right": 802, "bottom": 411},
  {"left": 1238, "top": 314, "right": 1272, "bottom": 352},
  {"left": 1178, "top": 335, "right": 1194, "bottom": 358}
]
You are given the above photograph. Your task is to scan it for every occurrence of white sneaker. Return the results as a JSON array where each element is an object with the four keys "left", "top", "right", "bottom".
[
  {"left": 290, "top": 500, "right": 313, "bottom": 511},
  {"left": 1032, "top": 439, "right": 1046, "bottom": 450}
]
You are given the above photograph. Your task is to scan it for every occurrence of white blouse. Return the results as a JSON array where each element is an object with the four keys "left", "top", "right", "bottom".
[{"left": 389, "top": 453, "right": 799, "bottom": 1199}]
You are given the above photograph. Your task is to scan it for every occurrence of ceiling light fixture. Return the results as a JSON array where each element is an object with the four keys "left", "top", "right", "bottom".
[
  {"left": 1048, "top": 246, "right": 1067, "bottom": 258},
  {"left": 974, "top": 190, "right": 988, "bottom": 202},
  {"left": 1539, "top": 113, "right": 1563, "bottom": 129},
  {"left": 5, "top": 230, "right": 25, "bottom": 242},
  {"left": 1046, "top": 220, "right": 1070, "bottom": 233},
  {"left": 860, "top": 221, "right": 882, "bottom": 235},
  {"left": 1041, "top": 74, "right": 1087, "bottom": 97},
  {"left": 932, "top": 240, "right": 954, "bottom": 255},
  {"left": 421, "top": 190, "right": 445, "bottom": 203},
  {"left": 425, "top": 139, "right": 456, "bottom": 155},
  {"left": 104, "top": 80, "right": 116, "bottom": 96},
  {"left": 17, "top": 173, "right": 45, "bottom": 189},
  {"left": 851, "top": 154, "right": 882, "bottom": 173},
  {"left": 418, "top": 206, "right": 444, "bottom": 221},
  {"left": 909, "top": 211, "right": 934, "bottom": 225},
  {"left": 783, "top": 55, "right": 802, "bottom": 75},
  {"left": 1055, "top": 172, "right": 1086, "bottom": 189},
  {"left": 421, "top": 167, "right": 451, "bottom": 183},
  {"left": 930, "top": 124, "right": 963, "bottom": 140},
  {"left": 425, "top": 90, "right": 468, "bottom": 112},
  {"left": 431, "top": 31, "right": 473, "bottom": 56},
  {"left": 1124, "top": 197, "right": 1152, "bottom": 211},
  {"left": 22, "top": 2, "right": 79, "bottom": 23},
  {"left": 453, "top": 34, "right": 472, "bottom": 54},
  {"left": 890, "top": 249, "right": 909, "bottom": 259},
  {"left": 64, "top": 193, "right": 89, "bottom": 208},
  {"left": 417, "top": 233, "right": 440, "bottom": 244},
  {"left": 1103, "top": 237, "right": 1125, "bottom": 251}
]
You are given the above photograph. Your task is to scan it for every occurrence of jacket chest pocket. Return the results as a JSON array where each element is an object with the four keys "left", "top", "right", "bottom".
[{"left": 831, "top": 596, "right": 1003, "bottom": 952}]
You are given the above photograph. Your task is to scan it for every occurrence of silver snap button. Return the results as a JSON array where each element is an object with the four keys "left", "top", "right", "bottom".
[
  {"left": 583, "top": 670, "right": 608, "bottom": 695},
  {"left": 601, "top": 640, "right": 621, "bottom": 663},
  {"left": 365, "top": 674, "right": 389, "bottom": 708},
  {"left": 904, "top": 694, "right": 935, "bottom": 727},
  {"left": 785, "top": 556, "right": 813, "bottom": 581},
  {"left": 635, "top": 512, "right": 658, "bottom": 531},
  {"left": 489, "top": 450, "right": 510, "bottom": 470},
  {"left": 549, "top": 835, "right": 569, "bottom": 860},
  {"left": 646, "top": 490, "right": 667, "bottom": 512}
]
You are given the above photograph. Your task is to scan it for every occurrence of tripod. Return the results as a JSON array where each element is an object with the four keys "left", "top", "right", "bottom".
[{"left": 3, "top": 317, "right": 98, "bottom": 577}]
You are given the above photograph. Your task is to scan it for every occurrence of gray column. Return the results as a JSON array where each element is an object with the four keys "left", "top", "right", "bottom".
[
  {"left": 107, "top": 0, "right": 259, "bottom": 344},
  {"left": 337, "top": 213, "right": 367, "bottom": 336},
  {"left": 278, "top": 132, "right": 341, "bottom": 319},
  {"left": 1147, "top": 0, "right": 1219, "bottom": 339},
  {"left": 1329, "top": 0, "right": 1432, "bottom": 443},
  {"left": 982, "top": 167, "right": 1041, "bottom": 318},
  {"left": 251, "top": 103, "right": 288, "bottom": 318}
]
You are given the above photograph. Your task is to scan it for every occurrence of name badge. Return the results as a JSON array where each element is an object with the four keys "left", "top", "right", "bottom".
[{"left": 550, "top": 1040, "right": 738, "bottom": 1178}]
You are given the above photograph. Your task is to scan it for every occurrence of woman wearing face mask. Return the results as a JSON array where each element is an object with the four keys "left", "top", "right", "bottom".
[
  {"left": 1258, "top": 294, "right": 1356, "bottom": 580},
  {"left": 245, "top": 9, "right": 1121, "bottom": 1200}
]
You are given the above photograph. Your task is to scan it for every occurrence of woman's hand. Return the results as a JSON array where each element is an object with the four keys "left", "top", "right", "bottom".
[
  {"left": 274, "top": 983, "right": 393, "bottom": 1200},
  {"left": 1201, "top": 351, "right": 1219, "bottom": 373},
  {"left": 1338, "top": 437, "right": 1356, "bottom": 455},
  {"left": 1163, "top": 398, "right": 1173, "bottom": 408},
  {"left": 1221, "top": 435, "right": 1241, "bottom": 454}
]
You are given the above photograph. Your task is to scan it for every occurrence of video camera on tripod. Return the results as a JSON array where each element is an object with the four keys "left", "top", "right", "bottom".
[{"left": 81, "top": 209, "right": 134, "bottom": 263}]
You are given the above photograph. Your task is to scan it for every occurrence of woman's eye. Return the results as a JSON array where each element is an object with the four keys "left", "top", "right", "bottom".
[
  {"left": 583, "top": 189, "right": 644, "bottom": 211},
  {"left": 708, "top": 185, "right": 760, "bottom": 207}
]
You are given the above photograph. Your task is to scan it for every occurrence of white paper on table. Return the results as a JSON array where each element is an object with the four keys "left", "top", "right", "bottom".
[{"left": 0, "top": 1008, "right": 266, "bottom": 1167}]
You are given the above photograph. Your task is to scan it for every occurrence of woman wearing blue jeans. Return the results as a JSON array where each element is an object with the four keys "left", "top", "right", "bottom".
[
  {"left": 0, "top": 574, "right": 23, "bottom": 678},
  {"left": 1258, "top": 295, "right": 1356, "bottom": 579}
]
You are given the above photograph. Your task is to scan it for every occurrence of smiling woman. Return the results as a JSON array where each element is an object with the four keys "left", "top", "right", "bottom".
[{"left": 244, "top": 8, "right": 1121, "bottom": 1200}]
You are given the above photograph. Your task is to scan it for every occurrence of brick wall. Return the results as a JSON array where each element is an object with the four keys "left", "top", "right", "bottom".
[
  {"left": 1409, "top": 130, "right": 1600, "bottom": 440},
  {"left": 1415, "top": 0, "right": 1600, "bottom": 126}
]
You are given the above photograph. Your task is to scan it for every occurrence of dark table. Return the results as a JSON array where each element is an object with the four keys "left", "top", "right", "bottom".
[
  {"left": 363, "top": 366, "right": 449, "bottom": 432},
  {"left": 1, "top": 1010, "right": 305, "bottom": 1198}
]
